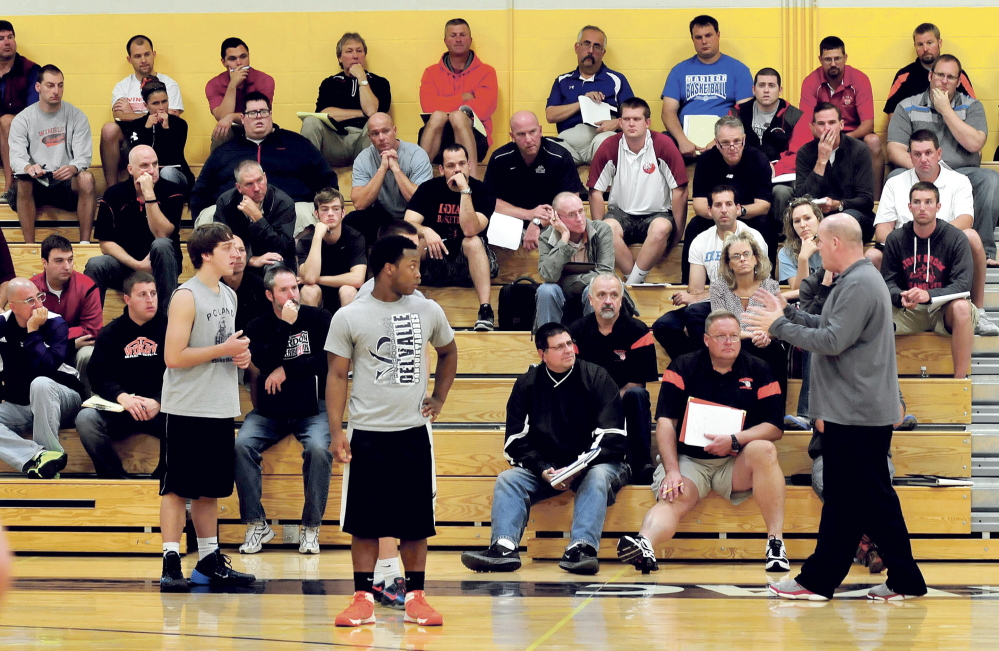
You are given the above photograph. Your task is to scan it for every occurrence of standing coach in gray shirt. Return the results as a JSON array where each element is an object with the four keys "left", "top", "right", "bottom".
[{"left": 743, "top": 213, "right": 927, "bottom": 603}]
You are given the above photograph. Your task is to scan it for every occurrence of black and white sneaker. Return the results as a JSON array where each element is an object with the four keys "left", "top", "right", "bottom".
[
  {"left": 617, "top": 534, "right": 659, "bottom": 574},
  {"left": 559, "top": 542, "right": 599, "bottom": 575},
  {"left": 474, "top": 304, "right": 495, "bottom": 331},
  {"left": 190, "top": 549, "right": 256, "bottom": 588},
  {"left": 461, "top": 542, "right": 521, "bottom": 572},
  {"left": 766, "top": 537, "right": 790, "bottom": 572},
  {"left": 160, "top": 551, "right": 190, "bottom": 593}
]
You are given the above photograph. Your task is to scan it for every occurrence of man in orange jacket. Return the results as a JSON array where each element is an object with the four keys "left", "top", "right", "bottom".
[{"left": 419, "top": 18, "right": 497, "bottom": 178}]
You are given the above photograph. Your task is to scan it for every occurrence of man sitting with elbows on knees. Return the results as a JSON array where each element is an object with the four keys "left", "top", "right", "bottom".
[
  {"left": 297, "top": 188, "right": 366, "bottom": 314},
  {"left": 882, "top": 182, "right": 977, "bottom": 379},
  {"left": 461, "top": 322, "right": 629, "bottom": 576},
  {"left": 618, "top": 309, "right": 787, "bottom": 573}
]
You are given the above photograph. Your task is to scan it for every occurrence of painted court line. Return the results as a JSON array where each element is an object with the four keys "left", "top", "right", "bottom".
[{"left": 523, "top": 566, "right": 630, "bottom": 651}]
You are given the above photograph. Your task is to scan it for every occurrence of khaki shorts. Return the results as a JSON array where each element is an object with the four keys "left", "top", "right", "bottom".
[
  {"left": 892, "top": 300, "right": 978, "bottom": 337},
  {"left": 652, "top": 455, "right": 752, "bottom": 505}
]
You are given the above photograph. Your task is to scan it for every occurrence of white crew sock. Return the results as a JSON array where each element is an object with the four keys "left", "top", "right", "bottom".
[
  {"left": 627, "top": 265, "right": 650, "bottom": 285},
  {"left": 379, "top": 556, "right": 402, "bottom": 584},
  {"left": 163, "top": 541, "right": 181, "bottom": 556},
  {"left": 197, "top": 536, "right": 219, "bottom": 561}
]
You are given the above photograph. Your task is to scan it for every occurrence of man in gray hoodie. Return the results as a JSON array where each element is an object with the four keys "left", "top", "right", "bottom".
[
  {"left": 8, "top": 65, "right": 94, "bottom": 244},
  {"left": 744, "top": 213, "right": 927, "bottom": 603}
]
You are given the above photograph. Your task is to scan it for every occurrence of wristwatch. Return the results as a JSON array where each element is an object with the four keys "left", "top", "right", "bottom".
[
  {"left": 730, "top": 434, "right": 743, "bottom": 453},
  {"left": 740, "top": 206, "right": 747, "bottom": 218},
  {"left": 460, "top": 188, "right": 472, "bottom": 195},
  {"left": 358, "top": 80, "right": 369, "bottom": 86},
  {"left": 531, "top": 218, "right": 543, "bottom": 227}
]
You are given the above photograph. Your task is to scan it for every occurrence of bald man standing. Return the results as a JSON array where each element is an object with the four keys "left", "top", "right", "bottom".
[
  {"left": 345, "top": 112, "right": 433, "bottom": 246},
  {"left": 744, "top": 214, "right": 927, "bottom": 603},
  {"left": 484, "top": 111, "right": 584, "bottom": 251},
  {"left": 0, "top": 278, "right": 84, "bottom": 478}
]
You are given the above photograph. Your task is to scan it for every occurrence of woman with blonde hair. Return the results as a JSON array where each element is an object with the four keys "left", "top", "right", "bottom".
[
  {"left": 778, "top": 196, "right": 824, "bottom": 296},
  {"left": 710, "top": 230, "right": 787, "bottom": 396}
]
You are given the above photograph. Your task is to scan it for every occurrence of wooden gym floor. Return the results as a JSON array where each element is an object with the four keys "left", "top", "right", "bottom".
[{"left": 2, "top": 552, "right": 999, "bottom": 649}]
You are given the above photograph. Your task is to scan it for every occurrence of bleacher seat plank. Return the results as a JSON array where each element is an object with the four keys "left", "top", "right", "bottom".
[
  {"left": 218, "top": 524, "right": 488, "bottom": 548},
  {"left": 529, "top": 485, "right": 969, "bottom": 535},
  {"left": 0, "top": 432, "right": 160, "bottom": 475},
  {"left": 10, "top": 243, "right": 196, "bottom": 281},
  {"left": 492, "top": 245, "right": 682, "bottom": 285},
  {"left": 7, "top": 530, "right": 176, "bottom": 554},
  {"left": 777, "top": 431, "right": 970, "bottom": 477},
  {"left": 526, "top": 536, "right": 999, "bottom": 562},
  {"left": 2, "top": 226, "right": 83, "bottom": 244},
  {"left": 895, "top": 332, "right": 956, "bottom": 376},
  {"left": 785, "top": 378, "right": 969, "bottom": 424},
  {"left": 0, "top": 478, "right": 160, "bottom": 527},
  {"left": 216, "top": 476, "right": 496, "bottom": 522}
]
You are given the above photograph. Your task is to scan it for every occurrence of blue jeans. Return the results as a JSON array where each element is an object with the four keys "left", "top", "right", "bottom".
[
  {"left": 489, "top": 461, "right": 630, "bottom": 550},
  {"left": 534, "top": 282, "right": 593, "bottom": 331},
  {"left": 234, "top": 406, "right": 332, "bottom": 527}
]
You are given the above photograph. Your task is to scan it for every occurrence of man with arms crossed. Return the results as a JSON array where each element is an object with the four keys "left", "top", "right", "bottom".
[
  {"left": 746, "top": 214, "right": 927, "bottom": 602},
  {"left": 326, "top": 235, "right": 457, "bottom": 627},
  {"left": 158, "top": 223, "right": 256, "bottom": 593}
]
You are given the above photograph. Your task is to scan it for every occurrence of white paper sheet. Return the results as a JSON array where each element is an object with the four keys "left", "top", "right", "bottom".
[
  {"left": 578, "top": 95, "right": 612, "bottom": 127},
  {"left": 486, "top": 212, "right": 524, "bottom": 250},
  {"left": 683, "top": 114, "right": 720, "bottom": 149},
  {"left": 681, "top": 399, "right": 745, "bottom": 448}
]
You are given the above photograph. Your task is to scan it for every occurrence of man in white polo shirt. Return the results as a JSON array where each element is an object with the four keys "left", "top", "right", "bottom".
[
  {"left": 869, "top": 128, "right": 997, "bottom": 336},
  {"left": 587, "top": 97, "right": 688, "bottom": 286}
]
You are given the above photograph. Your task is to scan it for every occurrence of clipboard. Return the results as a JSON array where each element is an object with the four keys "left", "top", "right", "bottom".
[
  {"left": 679, "top": 396, "right": 746, "bottom": 449},
  {"left": 562, "top": 262, "right": 596, "bottom": 275}
]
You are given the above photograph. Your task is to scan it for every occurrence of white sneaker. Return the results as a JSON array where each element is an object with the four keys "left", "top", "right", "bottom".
[
  {"left": 300, "top": 526, "right": 320, "bottom": 554},
  {"left": 239, "top": 522, "right": 275, "bottom": 554},
  {"left": 976, "top": 313, "right": 999, "bottom": 336}
]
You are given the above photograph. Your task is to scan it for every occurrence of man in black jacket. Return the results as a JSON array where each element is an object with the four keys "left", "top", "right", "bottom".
[
  {"left": 0, "top": 278, "right": 83, "bottom": 478},
  {"left": 190, "top": 92, "right": 337, "bottom": 233},
  {"left": 461, "top": 322, "right": 629, "bottom": 575},
  {"left": 75, "top": 272, "right": 166, "bottom": 478},
  {"left": 235, "top": 265, "right": 333, "bottom": 555},
  {"left": 795, "top": 102, "right": 875, "bottom": 241},
  {"left": 212, "top": 160, "right": 296, "bottom": 273}
]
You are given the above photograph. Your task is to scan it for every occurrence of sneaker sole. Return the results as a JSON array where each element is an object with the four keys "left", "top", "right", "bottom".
[
  {"left": 404, "top": 614, "right": 443, "bottom": 626},
  {"left": 160, "top": 578, "right": 191, "bottom": 593},
  {"left": 766, "top": 560, "right": 791, "bottom": 572},
  {"left": 189, "top": 569, "right": 256, "bottom": 587},
  {"left": 768, "top": 585, "right": 828, "bottom": 601},
  {"left": 31, "top": 454, "right": 68, "bottom": 479},
  {"left": 460, "top": 553, "right": 521, "bottom": 572},
  {"left": 559, "top": 560, "right": 600, "bottom": 575},
  {"left": 239, "top": 528, "right": 276, "bottom": 554},
  {"left": 299, "top": 546, "right": 320, "bottom": 554},
  {"left": 473, "top": 322, "right": 494, "bottom": 332},
  {"left": 334, "top": 614, "right": 377, "bottom": 627},
  {"left": 381, "top": 596, "right": 406, "bottom": 609}
]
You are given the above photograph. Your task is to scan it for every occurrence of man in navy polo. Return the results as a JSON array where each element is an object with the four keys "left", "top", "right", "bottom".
[{"left": 545, "top": 26, "right": 634, "bottom": 165}]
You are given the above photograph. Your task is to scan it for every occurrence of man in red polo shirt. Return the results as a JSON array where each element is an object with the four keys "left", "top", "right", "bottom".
[
  {"left": 205, "top": 37, "right": 275, "bottom": 147},
  {"left": 779, "top": 36, "right": 882, "bottom": 189}
]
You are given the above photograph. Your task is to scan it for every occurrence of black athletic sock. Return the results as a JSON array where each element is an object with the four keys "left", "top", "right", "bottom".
[
  {"left": 354, "top": 571, "right": 375, "bottom": 594},
  {"left": 406, "top": 571, "right": 426, "bottom": 592}
]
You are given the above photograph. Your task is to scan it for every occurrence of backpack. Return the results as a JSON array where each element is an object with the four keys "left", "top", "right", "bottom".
[{"left": 498, "top": 276, "right": 538, "bottom": 331}]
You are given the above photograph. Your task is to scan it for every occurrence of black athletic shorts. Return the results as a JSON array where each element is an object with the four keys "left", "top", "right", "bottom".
[
  {"left": 419, "top": 235, "right": 499, "bottom": 287},
  {"left": 159, "top": 414, "right": 236, "bottom": 499},
  {"left": 341, "top": 425, "right": 437, "bottom": 540},
  {"left": 28, "top": 178, "right": 77, "bottom": 211}
]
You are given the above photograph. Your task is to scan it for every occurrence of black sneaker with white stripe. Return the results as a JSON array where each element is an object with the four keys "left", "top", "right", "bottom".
[
  {"left": 461, "top": 541, "right": 521, "bottom": 572},
  {"left": 617, "top": 534, "right": 659, "bottom": 574},
  {"left": 474, "top": 304, "right": 495, "bottom": 331},
  {"left": 766, "top": 537, "right": 790, "bottom": 572}
]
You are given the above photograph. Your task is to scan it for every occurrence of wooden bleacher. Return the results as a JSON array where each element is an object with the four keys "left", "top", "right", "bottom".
[{"left": 0, "top": 174, "right": 983, "bottom": 559}]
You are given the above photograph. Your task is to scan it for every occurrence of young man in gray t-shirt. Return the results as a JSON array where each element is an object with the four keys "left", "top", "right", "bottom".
[
  {"left": 325, "top": 235, "right": 456, "bottom": 627},
  {"left": 158, "top": 223, "right": 256, "bottom": 593}
]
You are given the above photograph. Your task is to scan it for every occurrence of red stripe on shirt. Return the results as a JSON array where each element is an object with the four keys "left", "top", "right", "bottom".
[
  {"left": 631, "top": 332, "right": 656, "bottom": 350},
  {"left": 757, "top": 381, "right": 781, "bottom": 399},
  {"left": 662, "top": 369, "right": 684, "bottom": 390}
]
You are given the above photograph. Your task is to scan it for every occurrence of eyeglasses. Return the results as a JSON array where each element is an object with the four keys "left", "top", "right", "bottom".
[
  {"left": 13, "top": 293, "right": 46, "bottom": 306},
  {"left": 709, "top": 334, "right": 740, "bottom": 343},
  {"left": 728, "top": 251, "right": 755, "bottom": 261},
  {"left": 577, "top": 41, "right": 605, "bottom": 52},
  {"left": 717, "top": 140, "right": 744, "bottom": 149},
  {"left": 244, "top": 109, "right": 271, "bottom": 118},
  {"left": 548, "top": 340, "right": 576, "bottom": 352},
  {"left": 932, "top": 71, "right": 960, "bottom": 83}
]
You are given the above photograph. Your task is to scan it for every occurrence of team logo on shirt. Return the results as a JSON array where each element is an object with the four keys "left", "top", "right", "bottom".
[
  {"left": 285, "top": 331, "right": 311, "bottom": 360},
  {"left": 124, "top": 336, "right": 158, "bottom": 358},
  {"left": 367, "top": 313, "right": 423, "bottom": 385},
  {"left": 843, "top": 96, "right": 853, "bottom": 106},
  {"left": 39, "top": 127, "right": 67, "bottom": 148},
  {"left": 738, "top": 377, "right": 754, "bottom": 390},
  {"left": 536, "top": 165, "right": 546, "bottom": 174},
  {"left": 684, "top": 74, "right": 728, "bottom": 101},
  {"left": 642, "top": 162, "right": 656, "bottom": 174}
]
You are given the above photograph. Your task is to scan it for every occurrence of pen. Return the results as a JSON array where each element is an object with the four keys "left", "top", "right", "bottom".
[{"left": 662, "top": 482, "right": 684, "bottom": 495}]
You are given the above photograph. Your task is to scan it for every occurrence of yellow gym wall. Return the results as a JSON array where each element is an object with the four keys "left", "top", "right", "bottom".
[{"left": 6, "top": 6, "right": 999, "bottom": 168}]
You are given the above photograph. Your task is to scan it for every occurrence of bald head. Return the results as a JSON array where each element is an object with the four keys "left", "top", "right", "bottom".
[
  {"left": 7, "top": 278, "right": 40, "bottom": 326},
  {"left": 126, "top": 144, "right": 159, "bottom": 184},
  {"left": 367, "top": 111, "right": 398, "bottom": 152},
  {"left": 510, "top": 110, "right": 543, "bottom": 159},
  {"left": 128, "top": 145, "right": 156, "bottom": 166},
  {"left": 817, "top": 213, "right": 865, "bottom": 273},
  {"left": 8, "top": 277, "right": 34, "bottom": 297},
  {"left": 822, "top": 213, "right": 863, "bottom": 247},
  {"left": 552, "top": 191, "right": 580, "bottom": 215}
]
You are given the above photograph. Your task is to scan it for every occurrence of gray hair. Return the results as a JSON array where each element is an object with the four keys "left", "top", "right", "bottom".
[
  {"left": 588, "top": 273, "right": 624, "bottom": 298},
  {"left": 552, "top": 191, "right": 581, "bottom": 215},
  {"left": 577, "top": 25, "right": 607, "bottom": 47},
  {"left": 705, "top": 308, "right": 740, "bottom": 333},
  {"left": 234, "top": 160, "right": 264, "bottom": 183},
  {"left": 714, "top": 115, "right": 745, "bottom": 138}
]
